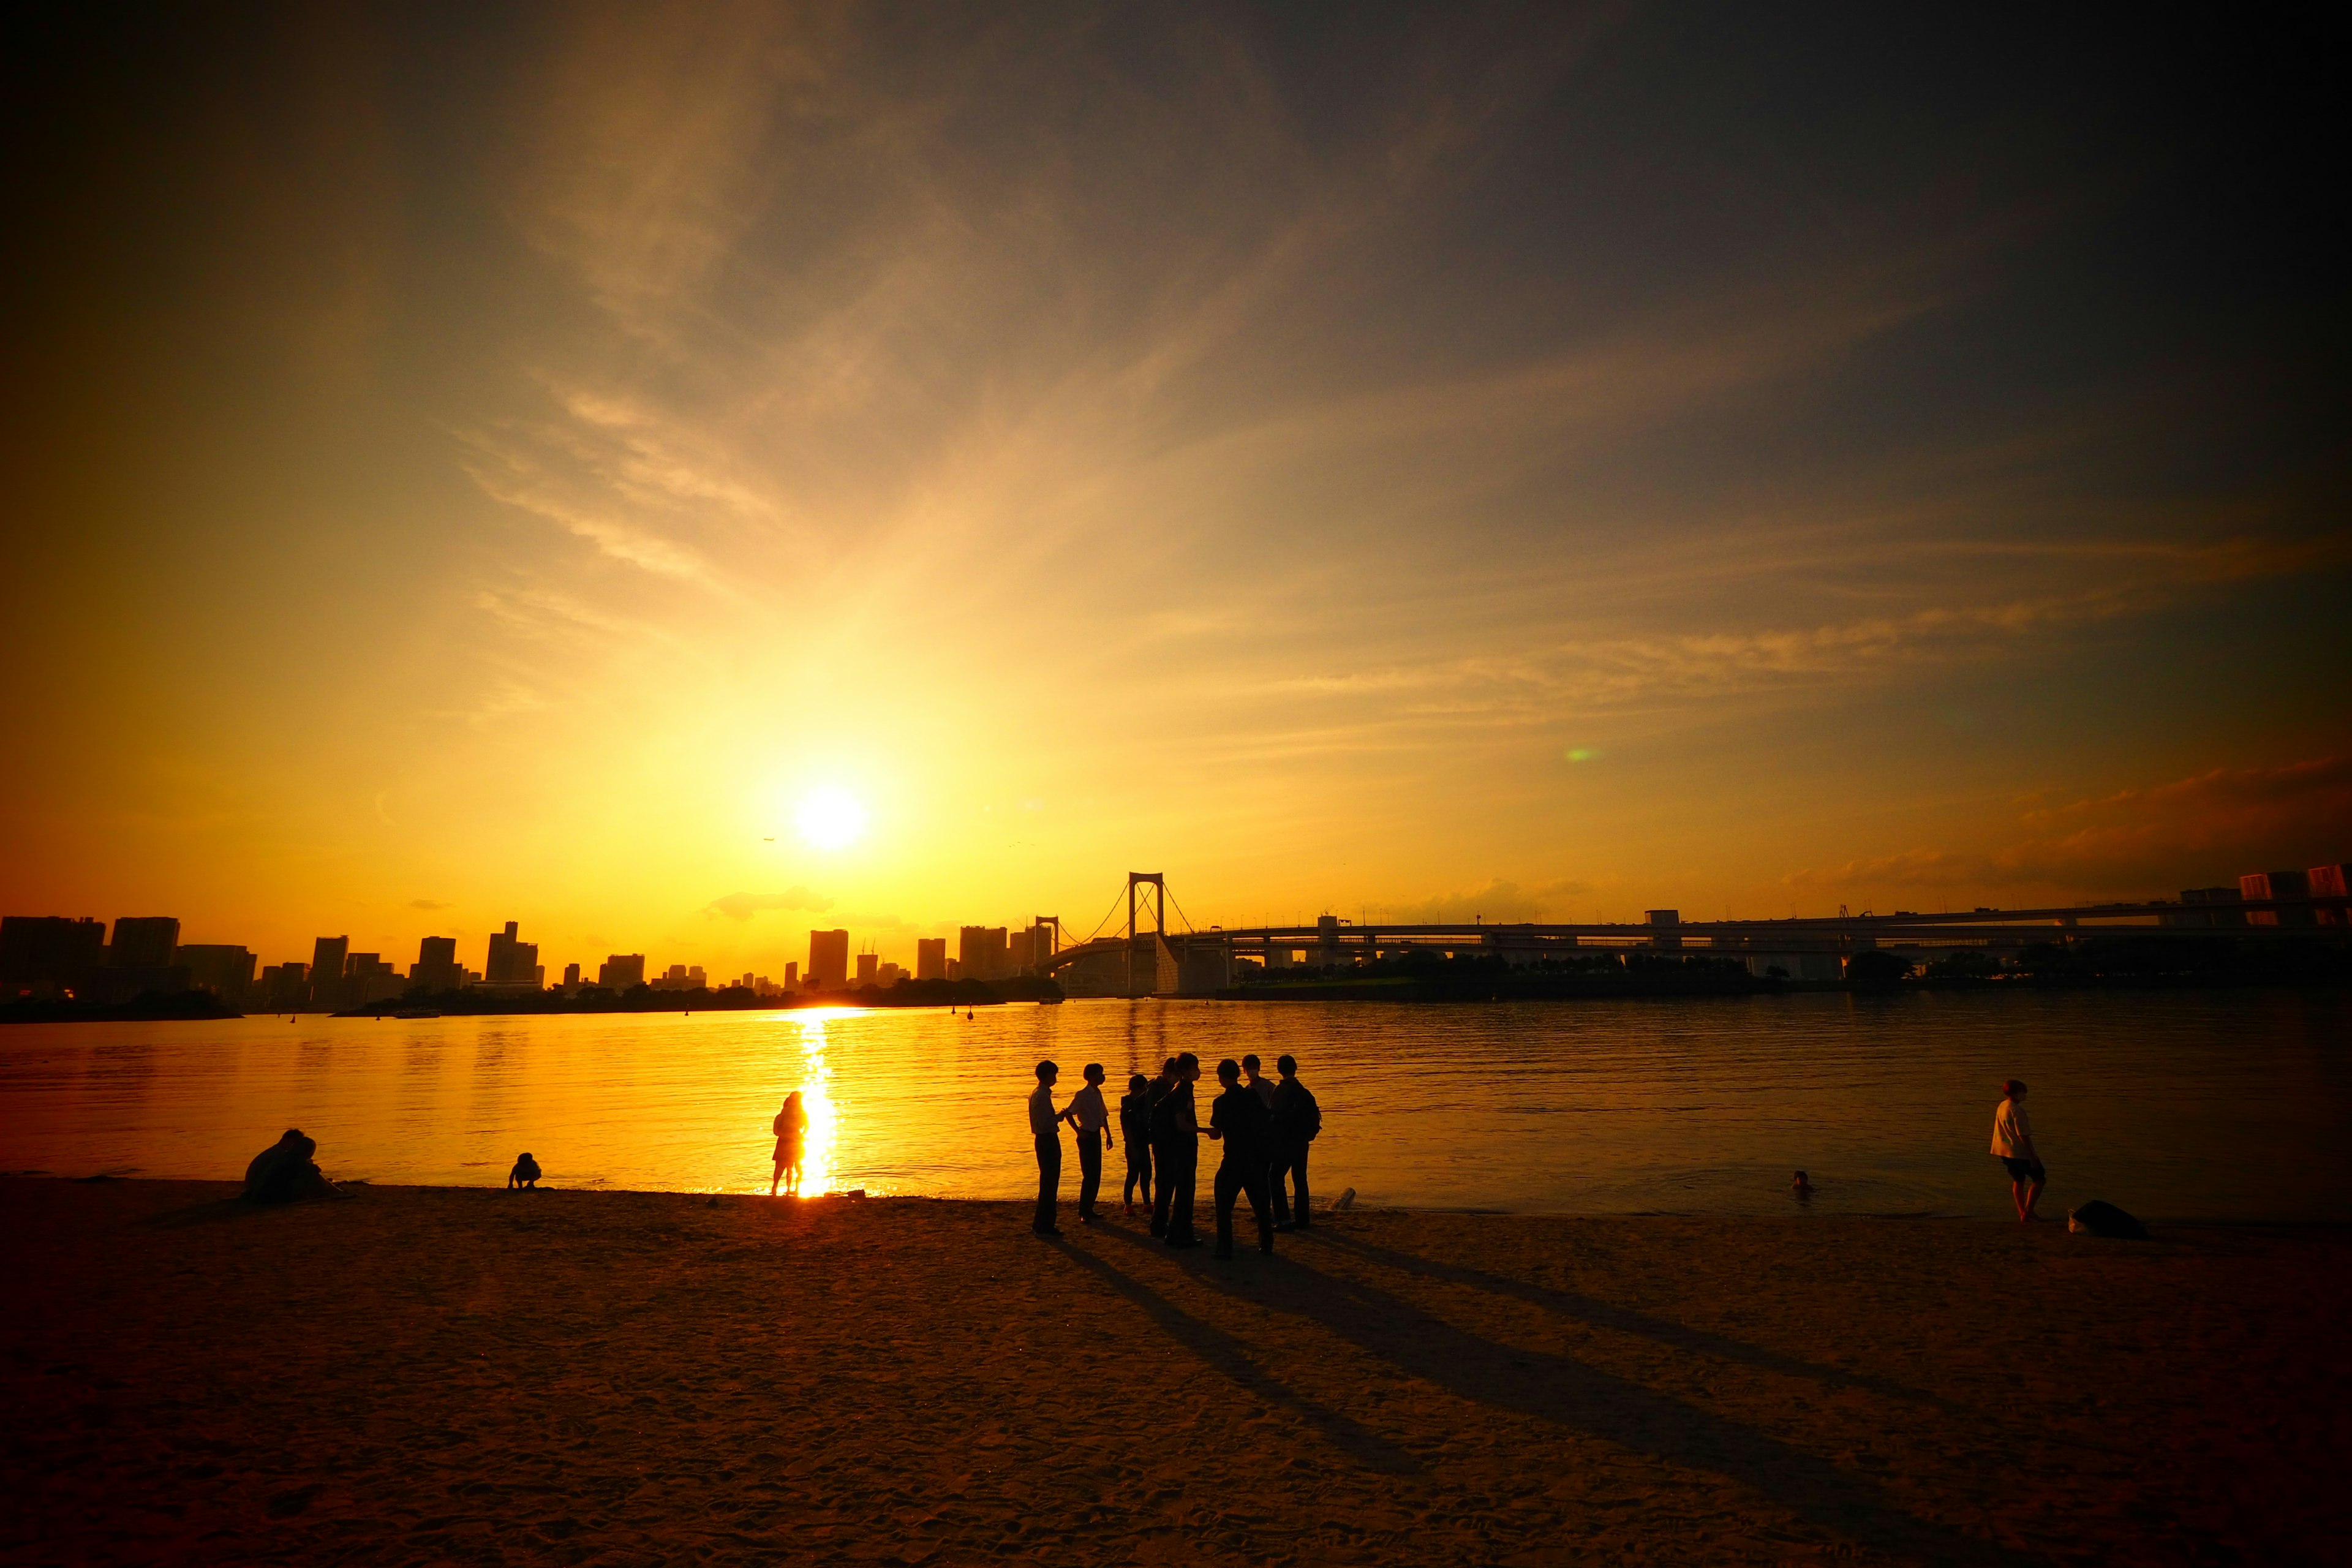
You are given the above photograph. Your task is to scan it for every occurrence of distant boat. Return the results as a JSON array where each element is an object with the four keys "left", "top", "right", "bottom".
[{"left": 392, "top": 1008, "right": 442, "bottom": 1019}]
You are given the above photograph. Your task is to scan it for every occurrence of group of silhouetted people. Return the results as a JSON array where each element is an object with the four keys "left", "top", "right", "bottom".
[{"left": 1030, "top": 1050, "right": 1320, "bottom": 1257}]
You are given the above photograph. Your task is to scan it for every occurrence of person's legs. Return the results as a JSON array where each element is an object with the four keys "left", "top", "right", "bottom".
[
  {"left": 1244, "top": 1167, "right": 1273, "bottom": 1253},
  {"left": 1125, "top": 1144, "right": 1150, "bottom": 1210},
  {"left": 1035, "top": 1134, "right": 1061, "bottom": 1232},
  {"left": 1150, "top": 1141, "right": 1174, "bottom": 1235},
  {"left": 1268, "top": 1152, "right": 1291, "bottom": 1227},
  {"left": 1213, "top": 1164, "right": 1239, "bottom": 1257},
  {"left": 1287, "top": 1145, "right": 1311, "bottom": 1228},
  {"left": 1167, "top": 1154, "right": 1198, "bottom": 1244},
  {"left": 770, "top": 1159, "right": 783, "bottom": 1197},
  {"left": 2023, "top": 1163, "right": 2046, "bottom": 1221},
  {"left": 1077, "top": 1130, "right": 1102, "bottom": 1219}
]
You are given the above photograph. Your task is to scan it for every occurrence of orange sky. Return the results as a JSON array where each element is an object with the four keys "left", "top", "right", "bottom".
[{"left": 3, "top": 6, "right": 2345, "bottom": 979}]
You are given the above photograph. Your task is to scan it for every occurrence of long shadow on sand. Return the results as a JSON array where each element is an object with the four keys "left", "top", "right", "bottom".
[
  {"left": 1313, "top": 1229, "right": 1957, "bottom": 1412},
  {"left": 1055, "top": 1240, "right": 1420, "bottom": 1474},
  {"left": 1092, "top": 1225, "right": 2024, "bottom": 1567}
]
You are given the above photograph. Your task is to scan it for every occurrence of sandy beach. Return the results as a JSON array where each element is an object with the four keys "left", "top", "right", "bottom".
[{"left": 5, "top": 1178, "right": 2346, "bottom": 1566}]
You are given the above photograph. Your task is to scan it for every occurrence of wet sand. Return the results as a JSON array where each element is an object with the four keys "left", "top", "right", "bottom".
[{"left": 5, "top": 1178, "right": 2346, "bottom": 1566}]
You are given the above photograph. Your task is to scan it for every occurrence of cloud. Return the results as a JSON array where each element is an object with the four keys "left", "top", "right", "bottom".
[
  {"left": 409, "top": 899, "right": 451, "bottom": 911},
  {"left": 705, "top": 887, "right": 834, "bottom": 920},
  {"left": 1376, "top": 877, "right": 1593, "bottom": 925},
  {"left": 1784, "top": 757, "right": 2351, "bottom": 899}
]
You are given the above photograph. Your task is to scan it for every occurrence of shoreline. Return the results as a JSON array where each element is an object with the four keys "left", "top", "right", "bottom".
[{"left": 9, "top": 1176, "right": 2348, "bottom": 1564}]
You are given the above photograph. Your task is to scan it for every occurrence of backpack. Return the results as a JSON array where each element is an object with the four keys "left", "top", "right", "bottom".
[{"left": 1285, "top": 1082, "right": 1322, "bottom": 1142}]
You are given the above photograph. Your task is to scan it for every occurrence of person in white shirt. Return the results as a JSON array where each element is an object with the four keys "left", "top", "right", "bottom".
[
  {"left": 1990, "top": 1078, "right": 2046, "bottom": 1221},
  {"left": 1028, "top": 1061, "right": 1065, "bottom": 1237},
  {"left": 1064, "top": 1063, "right": 1113, "bottom": 1224}
]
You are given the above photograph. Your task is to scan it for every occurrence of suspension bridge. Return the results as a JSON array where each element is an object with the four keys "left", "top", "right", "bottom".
[{"left": 1014, "top": 872, "right": 2351, "bottom": 997}]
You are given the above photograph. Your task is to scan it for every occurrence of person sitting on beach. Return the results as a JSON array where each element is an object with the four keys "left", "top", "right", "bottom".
[
  {"left": 1119, "top": 1072, "right": 1155, "bottom": 1215},
  {"left": 1792, "top": 1170, "right": 1814, "bottom": 1201},
  {"left": 243, "top": 1128, "right": 342, "bottom": 1204},
  {"left": 1991, "top": 1079, "right": 2046, "bottom": 1221},
  {"left": 771, "top": 1091, "right": 809, "bottom": 1198},
  {"left": 508, "top": 1152, "right": 542, "bottom": 1190}
]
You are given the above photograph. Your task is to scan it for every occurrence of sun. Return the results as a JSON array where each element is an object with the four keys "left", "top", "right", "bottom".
[{"left": 794, "top": 785, "right": 869, "bottom": 851}]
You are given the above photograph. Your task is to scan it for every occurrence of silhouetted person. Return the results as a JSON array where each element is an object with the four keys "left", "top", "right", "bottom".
[
  {"left": 1119, "top": 1072, "right": 1155, "bottom": 1214},
  {"left": 1151, "top": 1053, "right": 1203, "bottom": 1246},
  {"left": 1206, "top": 1058, "right": 1275, "bottom": 1258},
  {"left": 1991, "top": 1078, "right": 2046, "bottom": 1221},
  {"left": 1030, "top": 1060, "right": 1065, "bottom": 1237},
  {"left": 508, "top": 1152, "right": 542, "bottom": 1190},
  {"left": 1144, "top": 1058, "right": 1178, "bottom": 1235},
  {"left": 1269, "top": 1054, "right": 1321, "bottom": 1229},
  {"left": 1065, "top": 1062, "right": 1111, "bottom": 1223},
  {"left": 770, "top": 1091, "right": 809, "bottom": 1197},
  {"left": 243, "top": 1128, "right": 341, "bottom": 1204},
  {"left": 1792, "top": 1169, "right": 1814, "bottom": 1202}
]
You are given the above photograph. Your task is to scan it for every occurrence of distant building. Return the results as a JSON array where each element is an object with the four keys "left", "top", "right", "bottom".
[
  {"left": 346, "top": 954, "right": 403, "bottom": 1005},
  {"left": 175, "top": 944, "right": 255, "bottom": 1005},
  {"left": 916, "top": 937, "right": 947, "bottom": 981},
  {"left": 0, "top": 916, "right": 107, "bottom": 998},
  {"left": 784, "top": 961, "right": 799, "bottom": 990},
  {"left": 410, "top": 935, "right": 462, "bottom": 990},
  {"left": 877, "top": 961, "right": 907, "bottom": 986},
  {"left": 562, "top": 962, "right": 581, "bottom": 991},
  {"left": 2164, "top": 888, "right": 2245, "bottom": 929},
  {"left": 485, "top": 921, "right": 544, "bottom": 987},
  {"left": 260, "top": 962, "right": 309, "bottom": 1009},
  {"left": 649, "top": 963, "right": 708, "bottom": 992},
  {"left": 809, "top": 929, "right": 850, "bottom": 989},
  {"left": 2241, "top": 870, "right": 2315, "bottom": 927},
  {"left": 958, "top": 925, "right": 1008, "bottom": 982},
  {"left": 856, "top": 952, "right": 878, "bottom": 986},
  {"left": 598, "top": 953, "right": 646, "bottom": 990},
  {"left": 1008, "top": 927, "right": 1036, "bottom": 974},
  {"left": 2311, "top": 864, "right": 2350, "bottom": 925},
  {"left": 309, "top": 937, "right": 350, "bottom": 1008},
  {"left": 109, "top": 917, "right": 181, "bottom": 969},
  {"left": 1644, "top": 909, "right": 1683, "bottom": 952}
]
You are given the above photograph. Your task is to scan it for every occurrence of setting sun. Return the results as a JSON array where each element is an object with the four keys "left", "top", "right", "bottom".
[{"left": 794, "top": 787, "right": 869, "bottom": 853}]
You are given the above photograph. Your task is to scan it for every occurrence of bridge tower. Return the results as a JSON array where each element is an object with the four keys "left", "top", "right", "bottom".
[
  {"left": 1126, "top": 873, "right": 1175, "bottom": 997},
  {"left": 1031, "top": 916, "right": 1062, "bottom": 972}
]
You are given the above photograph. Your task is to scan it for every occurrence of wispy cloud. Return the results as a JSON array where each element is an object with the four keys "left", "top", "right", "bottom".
[{"left": 706, "top": 887, "right": 834, "bottom": 920}]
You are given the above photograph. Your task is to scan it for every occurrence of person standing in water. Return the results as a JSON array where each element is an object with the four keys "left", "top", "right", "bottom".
[
  {"left": 1029, "top": 1060, "right": 1065, "bottom": 1237},
  {"left": 1206, "top": 1058, "right": 1276, "bottom": 1258},
  {"left": 1991, "top": 1078, "right": 2045, "bottom": 1221},
  {"left": 1152, "top": 1053, "right": 1204, "bottom": 1247},
  {"left": 1119, "top": 1072, "right": 1155, "bottom": 1215},
  {"left": 1065, "top": 1062, "right": 1112, "bottom": 1224},
  {"left": 770, "top": 1091, "right": 809, "bottom": 1197}
]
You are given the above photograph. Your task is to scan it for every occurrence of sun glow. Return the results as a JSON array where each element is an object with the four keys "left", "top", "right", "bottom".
[{"left": 794, "top": 785, "right": 869, "bottom": 851}]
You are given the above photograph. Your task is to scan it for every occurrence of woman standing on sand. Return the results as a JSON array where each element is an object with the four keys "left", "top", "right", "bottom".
[{"left": 771, "top": 1091, "right": 809, "bottom": 1197}]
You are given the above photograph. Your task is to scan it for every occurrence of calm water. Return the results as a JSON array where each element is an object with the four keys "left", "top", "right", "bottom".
[{"left": 3, "top": 992, "right": 2348, "bottom": 1219}]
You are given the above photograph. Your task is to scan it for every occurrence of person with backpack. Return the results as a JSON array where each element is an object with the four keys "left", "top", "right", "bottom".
[
  {"left": 1205, "top": 1057, "right": 1276, "bottom": 1258},
  {"left": 1270, "top": 1054, "right": 1321, "bottom": 1230}
]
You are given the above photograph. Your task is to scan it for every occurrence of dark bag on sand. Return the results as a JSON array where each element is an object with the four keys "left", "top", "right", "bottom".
[{"left": 2067, "top": 1200, "right": 2148, "bottom": 1240}]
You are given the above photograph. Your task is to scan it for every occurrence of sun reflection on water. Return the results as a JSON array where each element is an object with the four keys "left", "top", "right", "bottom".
[{"left": 790, "top": 1010, "right": 839, "bottom": 1196}]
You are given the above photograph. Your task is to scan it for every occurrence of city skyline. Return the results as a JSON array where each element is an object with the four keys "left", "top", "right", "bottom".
[{"left": 4, "top": 9, "right": 2345, "bottom": 986}]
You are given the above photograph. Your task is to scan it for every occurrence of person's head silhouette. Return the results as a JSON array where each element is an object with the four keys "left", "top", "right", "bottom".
[
  {"left": 1276, "top": 1054, "right": 1297, "bottom": 1078},
  {"left": 1083, "top": 1062, "right": 1104, "bottom": 1085},
  {"left": 1175, "top": 1052, "right": 1200, "bottom": 1082},
  {"left": 1216, "top": 1058, "right": 1240, "bottom": 1085},
  {"left": 1128, "top": 1072, "right": 1150, "bottom": 1096},
  {"left": 1036, "top": 1059, "right": 1059, "bottom": 1085}
]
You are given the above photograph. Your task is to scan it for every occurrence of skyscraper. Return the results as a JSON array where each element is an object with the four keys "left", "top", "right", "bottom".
[
  {"left": 856, "top": 952, "right": 878, "bottom": 986},
  {"left": 309, "top": 936, "right": 350, "bottom": 1008},
  {"left": 411, "top": 935, "right": 462, "bottom": 991},
  {"left": 176, "top": 944, "right": 255, "bottom": 1004},
  {"left": 109, "top": 917, "right": 181, "bottom": 969},
  {"left": 598, "top": 953, "right": 646, "bottom": 989},
  {"left": 0, "top": 916, "right": 107, "bottom": 998},
  {"left": 916, "top": 937, "right": 947, "bottom": 981},
  {"left": 485, "top": 921, "right": 543, "bottom": 987},
  {"left": 809, "top": 929, "right": 850, "bottom": 989},
  {"left": 958, "top": 925, "right": 1008, "bottom": 982}
]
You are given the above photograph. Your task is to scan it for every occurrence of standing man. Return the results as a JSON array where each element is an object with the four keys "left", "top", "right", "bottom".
[
  {"left": 1991, "top": 1077, "right": 2045, "bottom": 1222},
  {"left": 1242, "top": 1054, "right": 1281, "bottom": 1224},
  {"left": 1119, "top": 1072, "right": 1155, "bottom": 1215},
  {"left": 1271, "top": 1054, "right": 1321, "bottom": 1231},
  {"left": 1065, "top": 1062, "right": 1112, "bottom": 1224},
  {"left": 1152, "top": 1052, "right": 1204, "bottom": 1248},
  {"left": 1206, "top": 1058, "right": 1276, "bottom": 1258},
  {"left": 1029, "top": 1060, "right": 1065, "bottom": 1238}
]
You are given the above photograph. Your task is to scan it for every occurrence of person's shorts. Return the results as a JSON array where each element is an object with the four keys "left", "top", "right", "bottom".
[{"left": 1999, "top": 1155, "right": 2046, "bottom": 1182}]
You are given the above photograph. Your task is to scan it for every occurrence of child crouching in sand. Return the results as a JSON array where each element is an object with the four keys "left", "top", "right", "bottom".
[{"left": 508, "top": 1152, "right": 542, "bottom": 1189}]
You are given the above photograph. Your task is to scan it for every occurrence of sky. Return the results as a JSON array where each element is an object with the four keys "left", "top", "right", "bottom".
[{"left": 3, "top": 4, "right": 2346, "bottom": 979}]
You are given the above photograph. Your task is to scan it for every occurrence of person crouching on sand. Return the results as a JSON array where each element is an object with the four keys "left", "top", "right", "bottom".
[
  {"left": 771, "top": 1091, "right": 809, "bottom": 1197},
  {"left": 508, "top": 1152, "right": 542, "bottom": 1190},
  {"left": 1991, "top": 1079, "right": 2045, "bottom": 1221}
]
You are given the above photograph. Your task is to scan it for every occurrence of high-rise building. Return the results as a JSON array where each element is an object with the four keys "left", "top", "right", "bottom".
[
  {"left": 109, "top": 917, "right": 181, "bottom": 970},
  {"left": 346, "top": 954, "right": 403, "bottom": 1005},
  {"left": 916, "top": 937, "right": 947, "bottom": 981},
  {"left": 0, "top": 916, "right": 107, "bottom": 998},
  {"left": 809, "top": 929, "right": 850, "bottom": 989},
  {"left": 411, "top": 935, "right": 463, "bottom": 991},
  {"left": 485, "top": 921, "right": 543, "bottom": 987},
  {"left": 1008, "top": 927, "right": 1035, "bottom": 974},
  {"left": 2241, "top": 870, "right": 2315, "bottom": 927},
  {"left": 958, "top": 925, "right": 1008, "bottom": 982},
  {"left": 562, "top": 962, "right": 581, "bottom": 990},
  {"left": 598, "top": 953, "right": 646, "bottom": 989},
  {"left": 261, "top": 962, "right": 309, "bottom": 1009},
  {"left": 856, "top": 952, "right": 878, "bottom": 986},
  {"left": 785, "top": 961, "right": 799, "bottom": 989},
  {"left": 175, "top": 945, "right": 255, "bottom": 1005},
  {"left": 309, "top": 937, "right": 350, "bottom": 1008}
]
